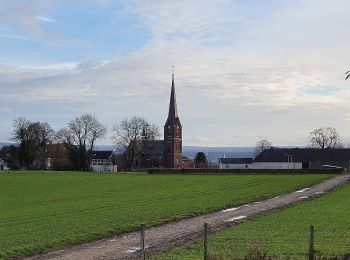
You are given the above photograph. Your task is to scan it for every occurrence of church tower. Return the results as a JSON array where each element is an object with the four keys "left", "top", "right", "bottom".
[{"left": 163, "top": 72, "right": 182, "bottom": 168}]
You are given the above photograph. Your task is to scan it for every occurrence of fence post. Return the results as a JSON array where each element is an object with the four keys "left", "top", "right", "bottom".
[
  {"left": 204, "top": 223, "right": 208, "bottom": 260},
  {"left": 140, "top": 224, "right": 145, "bottom": 260},
  {"left": 308, "top": 225, "right": 314, "bottom": 260}
]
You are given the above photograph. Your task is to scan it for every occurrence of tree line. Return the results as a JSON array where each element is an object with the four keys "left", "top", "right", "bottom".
[
  {"left": 2, "top": 114, "right": 345, "bottom": 171},
  {"left": 4, "top": 114, "right": 159, "bottom": 171},
  {"left": 255, "top": 126, "right": 344, "bottom": 156}
]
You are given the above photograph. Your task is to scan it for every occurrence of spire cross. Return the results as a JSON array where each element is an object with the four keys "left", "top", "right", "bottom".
[{"left": 172, "top": 66, "right": 175, "bottom": 76}]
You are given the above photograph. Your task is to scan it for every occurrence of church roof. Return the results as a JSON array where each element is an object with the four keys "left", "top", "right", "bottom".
[
  {"left": 137, "top": 140, "right": 164, "bottom": 154},
  {"left": 166, "top": 73, "right": 181, "bottom": 125}
]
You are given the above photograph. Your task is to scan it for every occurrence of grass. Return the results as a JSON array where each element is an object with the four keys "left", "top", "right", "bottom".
[
  {"left": 0, "top": 171, "right": 332, "bottom": 259},
  {"left": 157, "top": 179, "right": 350, "bottom": 259}
]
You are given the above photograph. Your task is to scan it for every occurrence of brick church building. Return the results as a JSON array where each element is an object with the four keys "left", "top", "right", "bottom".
[{"left": 133, "top": 73, "right": 193, "bottom": 169}]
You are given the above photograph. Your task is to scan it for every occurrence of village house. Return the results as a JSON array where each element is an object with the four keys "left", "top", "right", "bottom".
[
  {"left": 90, "top": 150, "right": 118, "bottom": 172},
  {"left": 0, "top": 147, "right": 10, "bottom": 171},
  {"left": 219, "top": 148, "right": 350, "bottom": 171}
]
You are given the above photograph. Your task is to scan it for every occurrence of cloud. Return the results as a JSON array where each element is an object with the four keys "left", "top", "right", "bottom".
[
  {"left": 1, "top": 0, "right": 350, "bottom": 146},
  {"left": 125, "top": 0, "right": 241, "bottom": 44},
  {"left": 0, "top": 33, "right": 27, "bottom": 41},
  {"left": 35, "top": 16, "right": 57, "bottom": 23},
  {"left": 0, "top": 1, "right": 94, "bottom": 49},
  {"left": 0, "top": 1, "right": 53, "bottom": 36},
  {"left": 75, "top": 60, "right": 111, "bottom": 72}
]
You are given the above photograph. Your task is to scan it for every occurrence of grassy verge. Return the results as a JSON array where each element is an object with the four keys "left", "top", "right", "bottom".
[
  {"left": 157, "top": 178, "right": 350, "bottom": 259},
  {"left": 0, "top": 171, "right": 332, "bottom": 259}
]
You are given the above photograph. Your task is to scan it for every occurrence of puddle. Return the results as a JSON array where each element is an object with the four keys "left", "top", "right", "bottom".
[
  {"left": 222, "top": 207, "right": 239, "bottom": 213},
  {"left": 127, "top": 246, "right": 149, "bottom": 253},
  {"left": 225, "top": 215, "right": 247, "bottom": 222},
  {"left": 295, "top": 188, "right": 309, "bottom": 193}
]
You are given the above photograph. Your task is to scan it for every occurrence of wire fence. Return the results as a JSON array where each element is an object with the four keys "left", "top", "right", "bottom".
[{"left": 135, "top": 223, "right": 350, "bottom": 260}]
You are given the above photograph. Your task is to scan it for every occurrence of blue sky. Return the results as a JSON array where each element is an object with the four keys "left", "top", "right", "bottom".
[
  {"left": 0, "top": 1, "right": 150, "bottom": 63},
  {"left": 1, "top": 0, "right": 350, "bottom": 146}
]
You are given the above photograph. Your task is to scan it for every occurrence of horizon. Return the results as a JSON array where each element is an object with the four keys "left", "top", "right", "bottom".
[
  {"left": 0, "top": 140, "right": 305, "bottom": 150},
  {"left": 1, "top": 1, "right": 350, "bottom": 146}
]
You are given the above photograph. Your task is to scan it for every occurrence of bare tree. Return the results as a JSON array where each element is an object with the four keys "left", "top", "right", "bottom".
[
  {"left": 254, "top": 138, "right": 272, "bottom": 156},
  {"left": 112, "top": 116, "right": 160, "bottom": 171},
  {"left": 57, "top": 114, "right": 107, "bottom": 171},
  {"left": 309, "top": 127, "right": 343, "bottom": 149}
]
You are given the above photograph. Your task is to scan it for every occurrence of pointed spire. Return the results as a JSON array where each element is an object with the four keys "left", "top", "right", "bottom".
[{"left": 166, "top": 68, "right": 179, "bottom": 125}]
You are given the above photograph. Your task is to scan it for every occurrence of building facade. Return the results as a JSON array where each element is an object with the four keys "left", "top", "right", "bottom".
[{"left": 219, "top": 158, "right": 252, "bottom": 169}]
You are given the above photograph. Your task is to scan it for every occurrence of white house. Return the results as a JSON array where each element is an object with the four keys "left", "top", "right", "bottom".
[
  {"left": 90, "top": 150, "right": 118, "bottom": 173},
  {"left": 219, "top": 148, "right": 350, "bottom": 170},
  {"left": 0, "top": 147, "right": 10, "bottom": 171},
  {"left": 0, "top": 159, "right": 9, "bottom": 171}
]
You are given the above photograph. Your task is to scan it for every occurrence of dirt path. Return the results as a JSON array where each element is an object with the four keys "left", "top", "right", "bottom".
[{"left": 27, "top": 174, "right": 350, "bottom": 260}]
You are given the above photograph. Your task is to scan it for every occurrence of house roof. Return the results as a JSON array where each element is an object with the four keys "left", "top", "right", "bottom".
[
  {"left": 253, "top": 148, "right": 350, "bottom": 162},
  {"left": 91, "top": 151, "right": 116, "bottom": 160},
  {"left": 0, "top": 147, "right": 11, "bottom": 159},
  {"left": 219, "top": 158, "right": 252, "bottom": 164}
]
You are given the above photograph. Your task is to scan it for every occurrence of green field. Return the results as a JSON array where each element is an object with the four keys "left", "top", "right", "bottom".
[
  {"left": 0, "top": 172, "right": 332, "bottom": 259},
  {"left": 158, "top": 180, "right": 350, "bottom": 259}
]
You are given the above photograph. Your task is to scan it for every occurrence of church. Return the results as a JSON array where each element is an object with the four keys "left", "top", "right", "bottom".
[{"left": 133, "top": 73, "right": 193, "bottom": 169}]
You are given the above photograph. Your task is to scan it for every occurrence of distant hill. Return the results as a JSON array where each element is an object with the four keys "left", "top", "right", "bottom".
[
  {"left": 94, "top": 144, "right": 121, "bottom": 152},
  {"left": 0, "top": 142, "right": 13, "bottom": 149},
  {"left": 182, "top": 146, "right": 255, "bottom": 164},
  {"left": 94, "top": 144, "right": 255, "bottom": 165}
]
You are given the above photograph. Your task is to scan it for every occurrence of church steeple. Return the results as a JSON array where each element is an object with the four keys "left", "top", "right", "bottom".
[{"left": 166, "top": 72, "right": 181, "bottom": 125}]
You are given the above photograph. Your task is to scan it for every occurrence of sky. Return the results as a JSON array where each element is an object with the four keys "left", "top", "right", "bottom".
[{"left": 1, "top": 0, "right": 350, "bottom": 147}]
